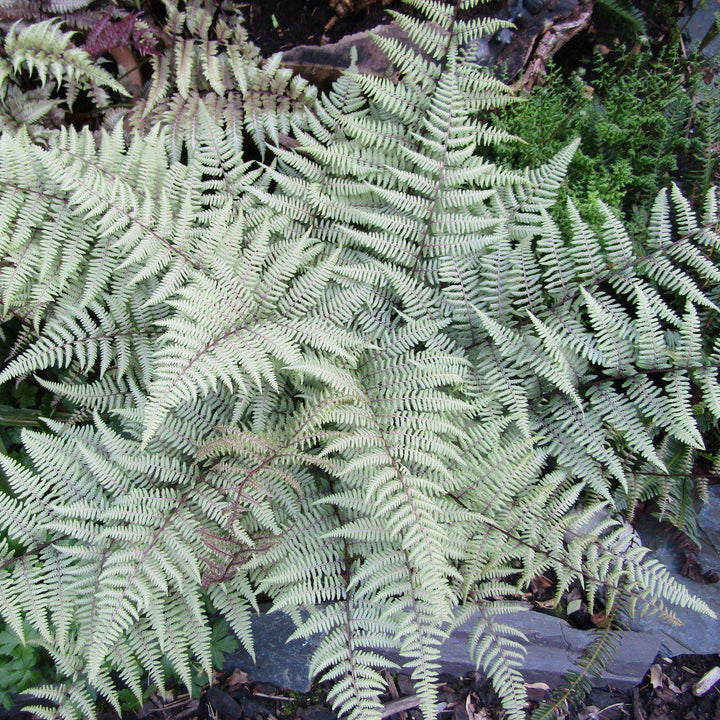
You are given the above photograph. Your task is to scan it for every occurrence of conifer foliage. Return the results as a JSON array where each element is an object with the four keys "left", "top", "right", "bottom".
[{"left": 0, "top": 1, "right": 718, "bottom": 719}]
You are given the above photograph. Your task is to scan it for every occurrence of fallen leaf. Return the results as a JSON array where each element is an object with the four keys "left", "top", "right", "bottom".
[
  {"left": 577, "top": 705, "right": 601, "bottom": 720},
  {"left": 224, "top": 668, "right": 249, "bottom": 691},
  {"left": 524, "top": 682, "right": 550, "bottom": 691},
  {"left": 524, "top": 682, "right": 550, "bottom": 701},
  {"left": 111, "top": 46, "right": 142, "bottom": 89},
  {"left": 564, "top": 587, "right": 587, "bottom": 616},
  {"left": 530, "top": 574, "right": 552, "bottom": 595},
  {"left": 464, "top": 692, "right": 491, "bottom": 720},
  {"left": 649, "top": 664, "right": 664, "bottom": 690}
]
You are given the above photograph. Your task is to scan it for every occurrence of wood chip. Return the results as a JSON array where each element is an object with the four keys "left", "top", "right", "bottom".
[
  {"left": 631, "top": 688, "right": 647, "bottom": 720},
  {"left": 692, "top": 666, "right": 720, "bottom": 696},
  {"left": 381, "top": 696, "right": 446, "bottom": 719},
  {"left": 667, "top": 679, "right": 682, "bottom": 694},
  {"left": 381, "top": 696, "right": 421, "bottom": 718},
  {"left": 649, "top": 664, "right": 664, "bottom": 690}
]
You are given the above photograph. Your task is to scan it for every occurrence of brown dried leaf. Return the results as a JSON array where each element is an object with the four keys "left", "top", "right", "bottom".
[
  {"left": 224, "top": 668, "right": 249, "bottom": 691},
  {"left": 530, "top": 574, "right": 552, "bottom": 593},
  {"left": 592, "top": 612, "right": 611, "bottom": 629},
  {"left": 465, "top": 692, "right": 492, "bottom": 720},
  {"left": 110, "top": 46, "right": 142, "bottom": 89}
]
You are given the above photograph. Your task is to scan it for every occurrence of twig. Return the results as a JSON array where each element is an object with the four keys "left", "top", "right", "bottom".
[
  {"left": 252, "top": 692, "right": 293, "bottom": 701},
  {"left": 381, "top": 696, "right": 446, "bottom": 718},
  {"left": 381, "top": 696, "right": 421, "bottom": 718},
  {"left": 597, "top": 702, "right": 628, "bottom": 718},
  {"left": 142, "top": 695, "right": 193, "bottom": 714},
  {"left": 384, "top": 670, "right": 407, "bottom": 720},
  {"left": 169, "top": 699, "right": 200, "bottom": 720}
]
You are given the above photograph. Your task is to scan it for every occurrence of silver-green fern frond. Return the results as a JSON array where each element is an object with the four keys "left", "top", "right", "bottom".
[{"left": 0, "top": 2, "right": 717, "bottom": 720}]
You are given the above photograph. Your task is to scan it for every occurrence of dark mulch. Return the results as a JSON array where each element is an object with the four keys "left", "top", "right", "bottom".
[
  {"left": 630, "top": 654, "right": 720, "bottom": 720},
  {"left": 117, "top": 654, "right": 720, "bottom": 720},
  {"left": 245, "top": 0, "right": 404, "bottom": 55}
]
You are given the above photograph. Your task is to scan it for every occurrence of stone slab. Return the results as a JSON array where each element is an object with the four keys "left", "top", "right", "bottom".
[
  {"left": 223, "top": 610, "right": 318, "bottom": 692},
  {"left": 631, "top": 485, "right": 720, "bottom": 656},
  {"left": 682, "top": 2, "right": 720, "bottom": 58},
  {"left": 420, "top": 611, "right": 660, "bottom": 691},
  {"left": 224, "top": 607, "right": 659, "bottom": 693}
]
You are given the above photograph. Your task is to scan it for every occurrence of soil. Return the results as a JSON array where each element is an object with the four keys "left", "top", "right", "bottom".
[
  {"left": 114, "top": 654, "right": 720, "bottom": 720},
  {"left": 245, "top": 0, "right": 405, "bottom": 55},
  {"left": 631, "top": 655, "right": 720, "bottom": 720}
]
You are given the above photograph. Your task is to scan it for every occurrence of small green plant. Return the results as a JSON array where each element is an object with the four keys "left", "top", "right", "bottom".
[
  {"left": 0, "top": 626, "right": 54, "bottom": 709},
  {"left": 491, "top": 47, "right": 718, "bottom": 231}
]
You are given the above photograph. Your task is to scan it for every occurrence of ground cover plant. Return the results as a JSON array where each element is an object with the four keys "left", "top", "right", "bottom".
[
  {"left": 0, "top": 1, "right": 718, "bottom": 719},
  {"left": 491, "top": 46, "right": 720, "bottom": 234}
]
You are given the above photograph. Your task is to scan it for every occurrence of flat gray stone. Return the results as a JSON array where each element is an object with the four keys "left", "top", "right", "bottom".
[
  {"left": 223, "top": 606, "right": 659, "bottom": 692},
  {"left": 682, "top": 2, "right": 720, "bottom": 57},
  {"left": 631, "top": 485, "right": 720, "bottom": 655},
  {"left": 223, "top": 610, "right": 318, "bottom": 692},
  {"left": 426, "top": 611, "right": 659, "bottom": 691}
]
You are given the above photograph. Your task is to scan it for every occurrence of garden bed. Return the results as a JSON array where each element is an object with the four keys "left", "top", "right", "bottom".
[
  {"left": 41, "top": 653, "right": 716, "bottom": 720},
  {"left": 0, "top": 1, "right": 718, "bottom": 719}
]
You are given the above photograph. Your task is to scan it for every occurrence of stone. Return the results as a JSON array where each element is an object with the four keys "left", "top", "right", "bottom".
[
  {"left": 207, "top": 686, "right": 243, "bottom": 719},
  {"left": 239, "top": 693, "right": 275, "bottom": 719},
  {"left": 223, "top": 610, "right": 317, "bottom": 692},
  {"left": 223, "top": 606, "right": 659, "bottom": 692},
  {"left": 682, "top": 2, "right": 720, "bottom": 58},
  {"left": 631, "top": 486, "right": 720, "bottom": 656},
  {"left": 299, "top": 704, "right": 338, "bottom": 720},
  {"left": 417, "top": 611, "right": 659, "bottom": 691}
]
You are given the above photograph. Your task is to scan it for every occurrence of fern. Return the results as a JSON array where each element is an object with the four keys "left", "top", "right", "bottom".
[
  {"left": 0, "top": 16, "right": 129, "bottom": 139},
  {"left": 123, "top": 0, "right": 319, "bottom": 158},
  {"left": 0, "top": 1, "right": 718, "bottom": 719}
]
